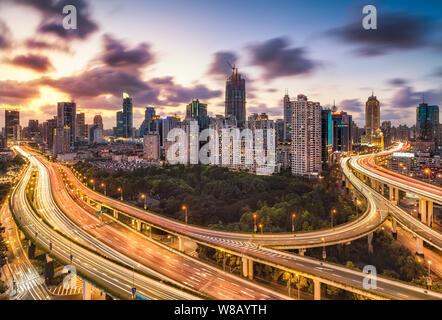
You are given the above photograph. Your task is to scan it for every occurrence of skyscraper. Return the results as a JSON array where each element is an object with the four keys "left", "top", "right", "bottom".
[
  {"left": 225, "top": 67, "right": 246, "bottom": 127},
  {"left": 186, "top": 99, "right": 209, "bottom": 130},
  {"left": 321, "top": 108, "right": 332, "bottom": 169},
  {"left": 5, "top": 108, "right": 20, "bottom": 145},
  {"left": 57, "top": 102, "right": 76, "bottom": 148},
  {"left": 115, "top": 93, "right": 134, "bottom": 138},
  {"left": 416, "top": 103, "right": 440, "bottom": 145},
  {"left": 365, "top": 93, "right": 380, "bottom": 136},
  {"left": 122, "top": 92, "right": 133, "bottom": 138},
  {"left": 291, "top": 94, "right": 322, "bottom": 176},
  {"left": 332, "top": 110, "right": 352, "bottom": 152},
  {"left": 76, "top": 112, "right": 88, "bottom": 140},
  {"left": 283, "top": 91, "right": 292, "bottom": 143},
  {"left": 93, "top": 115, "right": 104, "bottom": 131}
]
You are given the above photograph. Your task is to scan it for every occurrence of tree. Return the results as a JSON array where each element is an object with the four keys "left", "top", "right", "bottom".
[{"left": 0, "top": 223, "right": 7, "bottom": 269}]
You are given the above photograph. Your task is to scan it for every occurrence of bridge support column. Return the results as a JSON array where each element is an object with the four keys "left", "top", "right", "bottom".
[
  {"left": 416, "top": 238, "right": 424, "bottom": 257},
  {"left": 367, "top": 232, "right": 373, "bottom": 254},
  {"left": 28, "top": 241, "right": 36, "bottom": 259},
  {"left": 391, "top": 218, "right": 397, "bottom": 239},
  {"left": 389, "top": 186, "right": 399, "bottom": 205},
  {"left": 242, "top": 258, "right": 253, "bottom": 280},
  {"left": 298, "top": 248, "right": 306, "bottom": 256},
  {"left": 178, "top": 237, "right": 184, "bottom": 252},
  {"left": 427, "top": 201, "right": 433, "bottom": 227},
  {"left": 83, "top": 280, "right": 92, "bottom": 300},
  {"left": 419, "top": 199, "right": 427, "bottom": 224},
  {"left": 313, "top": 279, "right": 321, "bottom": 300},
  {"left": 44, "top": 254, "right": 54, "bottom": 285},
  {"left": 134, "top": 220, "right": 141, "bottom": 232}
]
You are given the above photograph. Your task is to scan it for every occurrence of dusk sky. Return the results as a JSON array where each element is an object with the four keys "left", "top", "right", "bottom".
[{"left": 1, "top": 0, "right": 442, "bottom": 129}]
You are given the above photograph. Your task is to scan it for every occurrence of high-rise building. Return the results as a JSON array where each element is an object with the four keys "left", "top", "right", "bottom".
[
  {"left": 76, "top": 112, "right": 88, "bottom": 140},
  {"left": 291, "top": 94, "right": 322, "bottom": 176},
  {"left": 332, "top": 110, "right": 352, "bottom": 152},
  {"left": 89, "top": 125, "right": 103, "bottom": 144},
  {"left": 283, "top": 92, "right": 292, "bottom": 143},
  {"left": 381, "top": 121, "right": 392, "bottom": 148},
  {"left": 275, "top": 119, "right": 285, "bottom": 145},
  {"left": 115, "top": 93, "right": 133, "bottom": 138},
  {"left": 225, "top": 67, "right": 246, "bottom": 127},
  {"left": 416, "top": 103, "right": 439, "bottom": 145},
  {"left": 186, "top": 99, "right": 209, "bottom": 130},
  {"left": 139, "top": 107, "right": 161, "bottom": 137},
  {"left": 5, "top": 109, "right": 20, "bottom": 145},
  {"left": 57, "top": 102, "right": 76, "bottom": 148},
  {"left": 43, "top": 117, "right": 57, "bottom": 149},
  {"left": 123, "top": 92, "right": 133, "bottom": 138},
  {"left": 365, "top": 93, "right": 380, "bottom": 136},
  {"left": 93, "top": 115, "right": 104, "bottom": 131},
  {"left": 321, "top": 108, "right": 332, "bottom": 169},
  {"left": 143, "top": 134, "right": 160, "bottom": 161}
]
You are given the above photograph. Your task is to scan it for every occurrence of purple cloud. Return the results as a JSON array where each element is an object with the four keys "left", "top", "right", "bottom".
[
  {"left": 247, "top": 37, "right": 318, "bottom": 80},
  {"left": 101, "top": 34, "right": 155, "bottom": 68},
  {"left": 10, "top": 54, "right": 54, "bottom": 73},
  {"left": 207, "top": 51, "right": 238, "bottom": 78}
]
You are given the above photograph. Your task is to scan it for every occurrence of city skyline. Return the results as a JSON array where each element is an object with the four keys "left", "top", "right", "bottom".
[{"left": 0, "top": 0, "right": 442, "bottom": 129}]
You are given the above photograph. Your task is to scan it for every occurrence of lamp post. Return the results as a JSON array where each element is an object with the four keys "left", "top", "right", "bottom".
[
  {"left": 259, "top": 223, "right": 263, "bottom": 234},
  {"left": 141, "top": 194, "right": 147, "bottom": 210},
  {"left": 428, "top": 260, "right": 432, "bottom": 288},
  {"left": 356, "top": 200, "right": 361, "bottom": 216},
  {"left": 424, "top": 168, "right": 431, "bottom": 182},
  {"left": 321, "top": 237, "right": 326, "bottom": 260},
  {"left": 101, "top": 183, "right": 106, "bottom": 196},
  {"left": 182, "top": 205, "right": 188, "bottom": 224},
  {"left": 253, "top": 213, "right": 257, "bottom": 233},
  {"left": 330, "top": 209, "right": 337, "bottom": 228},
  {"left": 117, "top": 187, "right": 123, "bottom": 201},
  {"left": 90, "top": 179, "right": 95, "bottom": 191},
  {"left": 291, "top": 213, "right": 296, "bottom": 233}
]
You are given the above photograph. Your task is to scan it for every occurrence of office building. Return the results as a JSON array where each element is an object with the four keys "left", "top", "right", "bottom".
[{"left": 5, "top": 109, "right": 20, "bottom": 145}]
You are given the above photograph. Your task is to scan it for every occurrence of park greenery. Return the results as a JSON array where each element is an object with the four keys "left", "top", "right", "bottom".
[{"left": 73, "top": 162, "right": 362, "bottom": 232}]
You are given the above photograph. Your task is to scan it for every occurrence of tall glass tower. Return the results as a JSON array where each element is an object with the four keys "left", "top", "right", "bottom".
[
  {"left": 122, "top": 92, "right": 133, "bottom": 138},
  {"left": 416, "top": 103, "right": 439, "bottom": 145},
  {"left": 225, "top": 67, "right": 246, "bottom": 127}
]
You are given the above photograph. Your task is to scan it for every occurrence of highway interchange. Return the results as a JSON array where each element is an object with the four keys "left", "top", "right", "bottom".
[{"left": 5, "top": 144, "right": 442, "bottom": 300}]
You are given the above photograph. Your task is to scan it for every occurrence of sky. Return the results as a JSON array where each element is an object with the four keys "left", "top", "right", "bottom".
[{"left": 0, "top": 0, "right": 441, "bottom": 129}]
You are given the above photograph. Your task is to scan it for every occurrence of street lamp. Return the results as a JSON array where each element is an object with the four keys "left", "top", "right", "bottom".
[
  {"left": 141, "top": 194, "right": 147, "bottom": 210},
  {"left": 424, "top": 168, "right": 431, "bottom": 182},
  {"left": 291, "top": 213, "right": 296, "bottom": 233},
  {"left": 428, "top": 260, "right": 432, "bottom": 288},
  {"left": 321, "top": 237, "right": 326, "bottom": 260},
  {"left": 330, "top": 209, "right": 337, "bottom": 227},
  {"left": 182, "top": 205, "right": 188, "bottom": 224},
  {"left": 117, "top": 187, "right": 123, "bottom": 201},
  {"left": 101, "top": 183, "right": 106, "bottom": 196},
  {"left": 258, "top": 223, "right": 263, "bottom": 234},
  {"left": 356, "top": 200, "right": 361, "bottom": 215},
  {"left": 253, "top": 213, "right": 257, "bottom": 233},
  {"left": 90, "top": 179, "right": 95, "bottom": 191}
]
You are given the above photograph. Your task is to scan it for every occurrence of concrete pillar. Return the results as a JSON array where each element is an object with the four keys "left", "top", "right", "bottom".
[
  {"left": 389, "top": 186, "right": 398, "bottom": 205},
  {"left": 242, "top": 258, "right": 249, "bottom": 278},
  {"left": 380, "top": 183, "right": 384, "bottom": 196},
  {"left": 313, "top": 279, "right": 321, "bottom": 300},
  {"left": 114, "top": 211, "right": 119, "bottom": 219},
  {"left": 368, "top": 232, "right": 373, "bottom": 254},
  {"left": 416, "top": 238, "right": 424, "bottom": 257},
  {"left": 427, "top": 201, "right": 433, "bottom": 227},
  {"left": 28, "top": 241, "right": 36, "bottom": 259},
  {"left": 298, "top": 248, "right": 306, "bottom": 256},
  {"left": 248, "top": 259, "right": 253, "bottom": 280},
  {"left": 419, "top": 199, "right": 427, "bottom": 224},
  {"left": 135, "top": 220, "right": 141, "bottom": 232},
  {"left": 242, "top": 257, "right": 253, "bottom": 279},
  {"left": 178, "top": 237, "right": 184, "bottom": 252},
  {"left": 391, "top": 218, "right": 397, "bottom": 239},
  {"left": 83, "top": 280, "right": 92, "bottom": 300}
]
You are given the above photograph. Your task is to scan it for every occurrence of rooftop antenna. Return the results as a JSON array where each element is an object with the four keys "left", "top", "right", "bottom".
[{"left": 226, "top": 61, "right": 235, "bottom": 75}]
